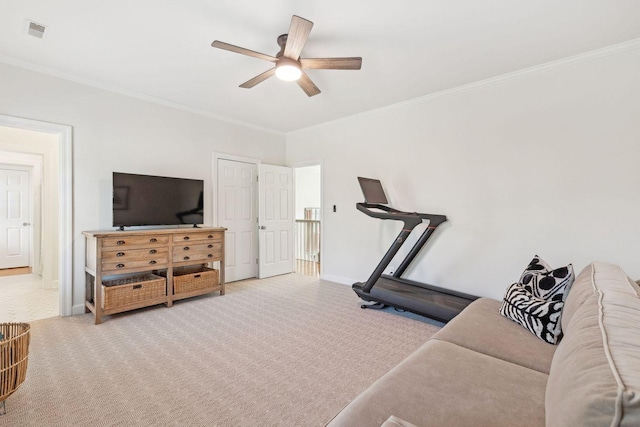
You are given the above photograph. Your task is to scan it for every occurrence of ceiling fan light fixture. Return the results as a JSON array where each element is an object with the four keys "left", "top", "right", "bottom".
[
  {"left": 211, "top": 15, "right": 360, "bottom": 96},
  {"left": 275, "top": 59, "right": 302, "bottom": 81}
]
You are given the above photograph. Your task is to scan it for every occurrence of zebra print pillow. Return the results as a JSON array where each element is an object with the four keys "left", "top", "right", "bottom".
[
  {"left": 520, "top": 255, "right": 575, "bottom": 302},
  {"left": 519, "top": 255, "right": 551, "bottom": 281},
  {"left": 499, "top": 283, "right": 564, "bottom": 344}
]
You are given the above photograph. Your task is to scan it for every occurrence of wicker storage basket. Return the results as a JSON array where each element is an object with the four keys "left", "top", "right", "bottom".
[
  {"left": 0, "top": 322, "right": 31, "bottom": 414},
  {"left": 170, "top": 266, "right": 219, "bottom": 294},
  {"left": 101, "top": 274, "right": 166, "bottom": 310}
]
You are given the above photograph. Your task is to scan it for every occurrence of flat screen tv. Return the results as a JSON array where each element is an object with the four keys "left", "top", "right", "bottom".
[{"left": 112, "top": 172, "right": 204, "bottom": 229}]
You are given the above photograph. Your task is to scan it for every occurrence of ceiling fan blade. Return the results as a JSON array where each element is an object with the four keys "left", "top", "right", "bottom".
[
  {"left": 284, "top": 16, "right": 313, "bottom": 60},
  {"left": 300, "top": 57, "right": 362, "bottom": 70},
  {"left": 239, "top": 68, "right": 276, "bottom": 88},
  {"left": 211, "top": 40, "right": 277, "bottom": 63},
  {"left": 297, "top": 72, "right": 321, "bottom": 97}
]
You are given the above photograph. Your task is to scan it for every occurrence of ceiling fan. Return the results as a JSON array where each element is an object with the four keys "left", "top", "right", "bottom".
[{"left": 211, "top": 15, "right": 362, "bottom": 97}]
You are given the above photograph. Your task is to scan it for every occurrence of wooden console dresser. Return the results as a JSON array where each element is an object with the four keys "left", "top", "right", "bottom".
[{"left": 83, "top": 227, "right": 225, "bottom": 324}]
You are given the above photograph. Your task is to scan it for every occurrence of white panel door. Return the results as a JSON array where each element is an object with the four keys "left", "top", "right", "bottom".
[
  {"left": 217, "top": 159, "right": 258, "bottom": 282},
  {"left": 258, "top": 164, "right": 294, "bottom": 278},
  {"left": 0, "top": 168, "right": 30, "bottom": 269}
]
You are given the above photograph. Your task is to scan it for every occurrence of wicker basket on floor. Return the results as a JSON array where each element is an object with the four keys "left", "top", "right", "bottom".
[{"left": 0, "top": 322, "right": 31, "bottom": 414}]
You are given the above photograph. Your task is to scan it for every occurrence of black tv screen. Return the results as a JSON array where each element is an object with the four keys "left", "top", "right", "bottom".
[{"left": 113, "top": 172, "right": 204, "bottom": 228}]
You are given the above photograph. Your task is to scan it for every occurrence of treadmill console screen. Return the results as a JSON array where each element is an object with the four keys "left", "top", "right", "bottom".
[{"left": 358, "top": 177, "right": 389, "bottom": 204}]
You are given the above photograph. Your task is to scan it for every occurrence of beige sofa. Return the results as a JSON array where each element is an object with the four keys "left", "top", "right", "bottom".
[{"left": 327, "top": 262, "right": 640, "bottom": 426}]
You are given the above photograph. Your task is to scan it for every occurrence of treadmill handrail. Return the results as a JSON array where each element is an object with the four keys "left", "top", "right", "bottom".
[
  {"left": 356, "top": 202, "right": 448, "bottom": 293},
  {"left": 356, "top": 203, "right": 447, "bottom": 228}
]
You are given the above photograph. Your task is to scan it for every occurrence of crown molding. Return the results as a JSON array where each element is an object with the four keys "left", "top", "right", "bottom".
[
  {"left": 0, "top": 55, "right": 284, "bottom": 137},
  {"left": 2, "top": 37, "right": 639, "bottom": 138},
  {"left": 289, "top": 37, "right": 640, "bottom": 136}
]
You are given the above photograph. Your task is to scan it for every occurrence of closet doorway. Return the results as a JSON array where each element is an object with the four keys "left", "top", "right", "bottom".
[{"left": 213, "top": 153, "right": 295, "bottom": 282}]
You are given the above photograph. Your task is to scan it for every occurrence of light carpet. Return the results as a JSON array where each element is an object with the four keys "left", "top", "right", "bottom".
[{"left": 0, "top": 274, "right": 440, "bottom": 426}]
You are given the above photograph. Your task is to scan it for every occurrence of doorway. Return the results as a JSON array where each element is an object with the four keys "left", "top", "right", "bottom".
[
  {"left": 293, "top": 164, "right": 321, "bottom": 277},
  {"left": 0, "top": 133, "right": 57, "bottom": 322},
  {"left": 0, "top": 115, "right": 73, "bottom": 320}
]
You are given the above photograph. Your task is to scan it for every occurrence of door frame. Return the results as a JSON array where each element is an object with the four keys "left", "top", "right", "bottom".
[
  {"left": 0, "top": 114, "right": 73, "bottom": 316},
  {"left": 291, "top": 160, "right": 324, "bottom": 277}
]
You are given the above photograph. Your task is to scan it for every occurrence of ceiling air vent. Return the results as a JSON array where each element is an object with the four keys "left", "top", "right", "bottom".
[{"left": 26, "top": 20, "right": 46, "bottom": 38}]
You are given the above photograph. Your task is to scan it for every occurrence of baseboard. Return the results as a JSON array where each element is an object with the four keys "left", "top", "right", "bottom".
[
  {"left": 72, "top": 304, "right": 87, "bottom": 316},
  {"left": 320, "top": 274, "right": 356, "bottom": 286}
]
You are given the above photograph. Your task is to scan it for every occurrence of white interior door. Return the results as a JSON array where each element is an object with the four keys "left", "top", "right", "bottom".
[
  {"left": 217, "top": 159, "right": 258, "bottom": 282},
  {"left": 0, "top": 168, "right": 31, "bottom": 269},
  {"left": 258, "top": 164, "right": 294, "bottom": 278}
]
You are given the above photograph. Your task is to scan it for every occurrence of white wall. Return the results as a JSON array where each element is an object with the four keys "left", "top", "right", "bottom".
[
  {"left": 287, "top": 46, "right": 640, "bottom": 299},
  {"left": 0, "top": 62, "right": 286, "bottom": 313},
  {"left": 294, "top": 165, "right": 321, "bottom": 219}
]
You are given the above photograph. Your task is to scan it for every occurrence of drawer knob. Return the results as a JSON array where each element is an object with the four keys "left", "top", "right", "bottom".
[
  {"left": 183, "top": 247, "right": 190, "bottom": 251},
  {"left": 117, "top": 240, "right": 125, "bottom": 245},
  {"left": 150, "top": 238, "right": 157, "bottom": 243},
  {"left": 183, "top": 236, "right": 190, "bottom": 241},
  {"left": 116, "top": 252, "right": 125, "bottom": 257},
  {"left": 149, "top": 260, "right": 157, "bottom": 265},
  {"left": 183, "top": 256, "right": 190, "bottom": 261},
  {"left": 116, "top": 263, "right": 125, "bottom": 269},
  {"left": 207, "top": 254, "right": 213, "bottom": 258},
  {"left": 207, "top": 244, "right": 213, "bottom": 248},
  {"left": 208, "top": 235, "right": 213, "bottom": 239},
  {"left": 149, "top": 249, "right": 157, "bottom": 254}
]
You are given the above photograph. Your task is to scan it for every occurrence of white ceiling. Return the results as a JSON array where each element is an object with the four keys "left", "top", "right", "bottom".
[{"left": 1, "top": 0, "right": 639, "bottom": 133}]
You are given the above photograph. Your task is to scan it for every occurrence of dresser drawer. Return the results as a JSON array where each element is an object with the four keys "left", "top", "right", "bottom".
[
  {"left": 102, "top": 235, "right": 170, "bottom": 249},
  {"left": 102, "top": 257, "right": 169, "bottom": 274},
  {"left": 102, "top": 247, "right": 169, "bottom": 261},
  {"left": 172, "top": 232, "right": 223, "bottom": 243},
  {"left": 173, "top": 250, "right": 222, "bottom": 263},
  {"left": 173, "top": 242, "right": 222, "bottom": 254}
]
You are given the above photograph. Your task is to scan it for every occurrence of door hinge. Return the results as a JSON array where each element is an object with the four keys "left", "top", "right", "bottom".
[{"left": 256, "top": 258, "right": 258, "bottom": 264}]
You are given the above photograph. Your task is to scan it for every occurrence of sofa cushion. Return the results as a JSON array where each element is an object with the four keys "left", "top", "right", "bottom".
[
  {"left": 434, "top": 298, "right": 556, "bottom": 373},
  {"left": 499, "top": 283, "right": 564, "bottom": 344},
  {"left": 327, "top": 340, "right": 548, "bottom": 427},
  {"left": 380, "top": 415, "right": 418, "bottom": 427},
  {"left": 546, "top": 262, "right": 640, "bottom": 427},
  {"left": 561, "top": 262, "right": 640, "bottom": 333}
]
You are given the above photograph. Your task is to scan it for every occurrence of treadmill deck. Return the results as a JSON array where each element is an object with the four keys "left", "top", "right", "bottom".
[{"left": 353, "top": 276, "right": 477, "bottom": 322}]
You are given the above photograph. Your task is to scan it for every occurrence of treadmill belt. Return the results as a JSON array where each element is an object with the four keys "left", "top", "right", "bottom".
[{"left": 360, "top": 277, "right": 476, "bottom": 322}]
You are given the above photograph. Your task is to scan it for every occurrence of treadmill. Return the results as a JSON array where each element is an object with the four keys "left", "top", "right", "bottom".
[{"left": 352, "top": 177, "right": 478, "bottom": 322}]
